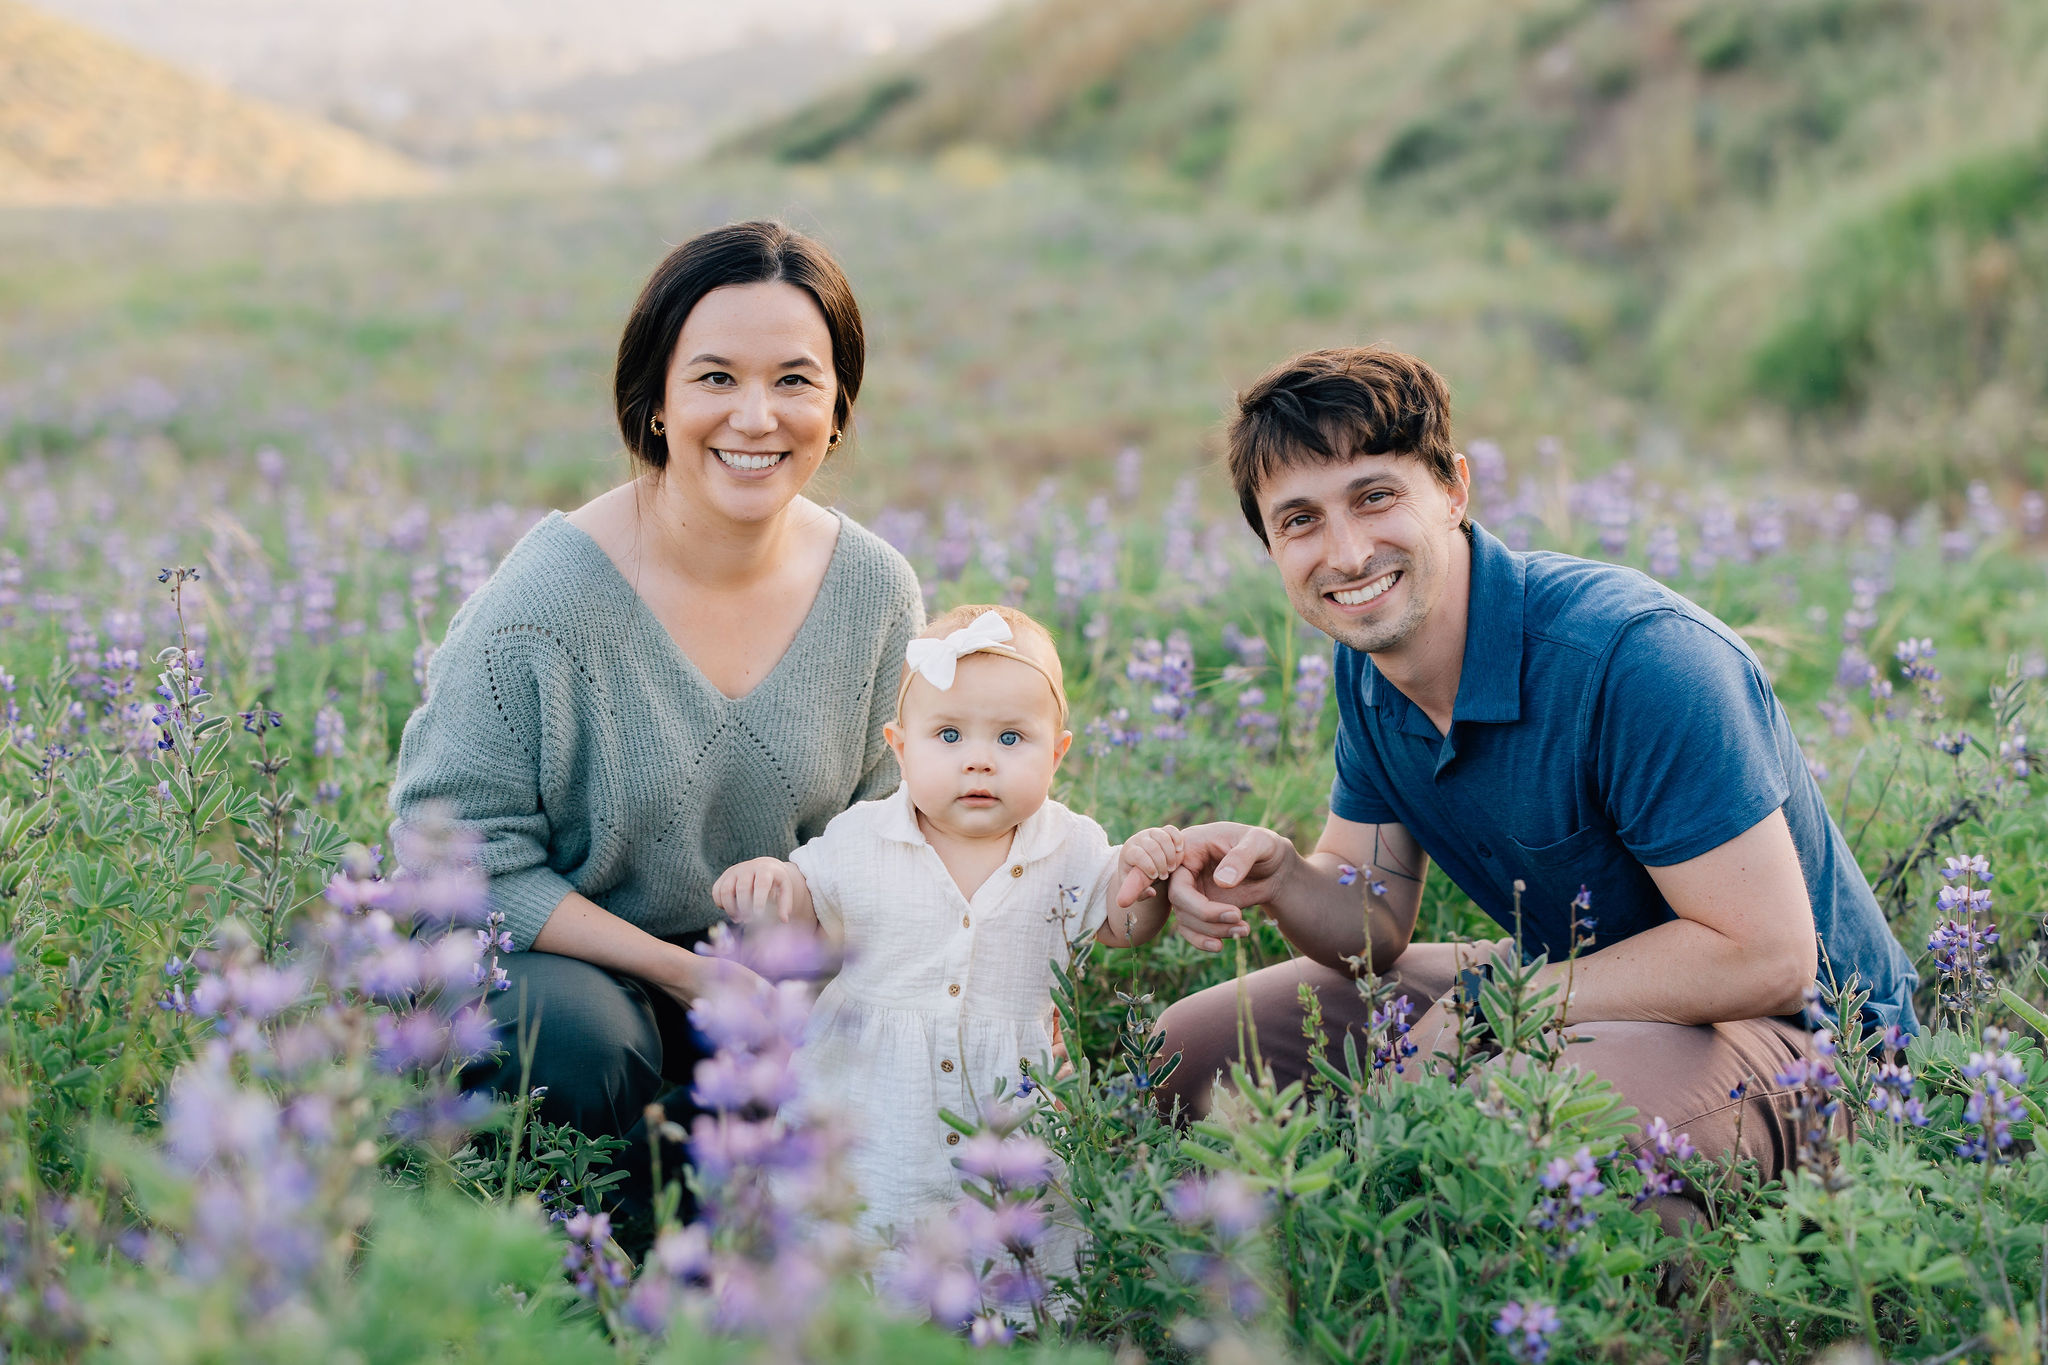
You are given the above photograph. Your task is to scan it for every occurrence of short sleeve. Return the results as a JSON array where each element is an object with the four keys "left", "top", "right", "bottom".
[
  {"left": 1592, "top": 611, "right": 1791, "bottom": 866},
  {"left": 788, "top": 816, "right": 850, "bottom": 937},
  {"left": 1328, "top": 649, "right": 1400, "bottom": 825},
  {"left": 1065, "top": 815, "right": 1119, "bottom": 946}
]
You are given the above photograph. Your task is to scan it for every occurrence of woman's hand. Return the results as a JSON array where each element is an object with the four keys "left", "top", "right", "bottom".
[
  {"left": 651, "top": 945, "right": 773, "bottom": 1011},
  {"left": 712, "top": 857, "right": 813, "bottom": 926}
]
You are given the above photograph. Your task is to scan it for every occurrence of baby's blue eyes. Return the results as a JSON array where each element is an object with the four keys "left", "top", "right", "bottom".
[{"left": 934, "top": 728, "right": 1025, "bottom": 746}]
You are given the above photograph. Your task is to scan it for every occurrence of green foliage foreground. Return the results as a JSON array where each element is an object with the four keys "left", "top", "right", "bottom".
[{"left": 0, "top": 477, "right": 2046, "bottom": 1364}]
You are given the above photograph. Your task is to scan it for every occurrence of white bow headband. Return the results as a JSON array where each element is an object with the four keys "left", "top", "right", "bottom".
[{"left": 896, "top": 610, "right": 1069, "bottom": 725}]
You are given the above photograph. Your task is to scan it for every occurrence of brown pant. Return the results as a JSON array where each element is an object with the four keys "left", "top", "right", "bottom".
[{"left": 1153, "top": 943, "right": 1819, "bottom": 1188}]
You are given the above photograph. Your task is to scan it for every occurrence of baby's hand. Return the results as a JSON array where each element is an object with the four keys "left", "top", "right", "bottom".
[
  {"left": 713, "top": 857, "right": 806, "bottom": 924},
  {"left": 1116, "top": 825, "right": 1184, "bottom": 905}
]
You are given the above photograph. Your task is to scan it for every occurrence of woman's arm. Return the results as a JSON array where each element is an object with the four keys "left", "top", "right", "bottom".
[
  {"left": 389, "top": 620, "right": 579, "bottom": 952},
  {"left": 531, "top": 889, "right": 762, "bottom": 1006},
  {"left": 851, "top": 565, "right": 925, "bottom": 803}
]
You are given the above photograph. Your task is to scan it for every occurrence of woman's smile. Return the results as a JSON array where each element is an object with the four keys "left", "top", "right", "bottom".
[{"left": 713, "top": 448, "right": 788, "bottom": 474}]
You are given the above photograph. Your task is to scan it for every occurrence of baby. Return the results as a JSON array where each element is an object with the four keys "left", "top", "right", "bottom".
[{"left": 712, "top": 603, "right": 1181, "bottom": 1259}]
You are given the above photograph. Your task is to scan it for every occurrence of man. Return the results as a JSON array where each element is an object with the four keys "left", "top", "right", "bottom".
[{"left": 1153, "top": 346, "right": 1916, "bottom": 1184}]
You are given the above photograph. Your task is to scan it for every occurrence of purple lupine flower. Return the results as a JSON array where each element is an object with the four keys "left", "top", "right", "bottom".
[
  {"left": 1927, "top": 918, "right": 1999, "bottom": 1020},
  {"left": 969, "top": 1314, "right": 1017, "bottom": 1348},
  {"left": 562, "top": 1209, "right": 632, "bottom": 1299},
  {"left": 691, "top": 1046, "right": 802, "bottom": 1111},
  {"left": 1166, "top": 1172, "right": 1268, "bottom": 1242},
  {"left": 1957, "top": 1027, "right": 2027, "bottom": 1163},
  {"left": 888, "top": 1214, "right": 986, "bottom": 1327},
  {"left": 1942, "top": 853, "right": 1992, "bottom": 884},
  {"left": 1645, "top": 523, "right": 1680, "bottom": 579},
  {"left": 953, "top": 1132, "right": 1054, "bottom": 1189},
  {"left": 1869, "top": 1052, "right": 1929, "bottom": 1128},
  {"left": 1369, "top": 993, "right": 1418, "bottom": 1076},
  {"left": 1495, "top": 1300, "right": 1561, "bottom": 1364},
  {"left": 1293, "top": 651, "right": 1331, "bottom": 728},
  {"left": 312, "top": 705, "right": 346, "bottom": 757},
  {"left": 1165, "top": 1172, "right": 1268, "bottom": 1318},
  {"left": 1894, "top": 637, "right": 1939, "bottom": 683},
  {"left": 1531, "top": 1146, "right": 1605, "bottom": 1245},
  {"left": 1775, "top": 1024, "right": 1846, "bottom": 1186},
  {"left": 1629, "top": 1118, "right": 1695, "bottom": 1206}
]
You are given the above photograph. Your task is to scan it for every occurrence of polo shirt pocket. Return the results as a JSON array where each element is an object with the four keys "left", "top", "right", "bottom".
[{"left": 1508, "top": 824, "right": 1608, "bottom": 870}]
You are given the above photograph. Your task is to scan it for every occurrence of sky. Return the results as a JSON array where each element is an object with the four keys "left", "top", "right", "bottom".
[{"left": 31, "top": 0, "right": 1010, "bottom": 104}]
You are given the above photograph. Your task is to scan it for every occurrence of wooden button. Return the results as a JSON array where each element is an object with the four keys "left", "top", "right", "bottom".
[
  {"left": 947, "top": 983, "right": 961, "bottom": 997},
  {"left": 940, "top": 1059, "right": 954, "bottom": 1073},
  {"left": 1009, "top": 865, "right": 1023, "bottom": 878},
  {"left": 945, "top": 1132, "right": 960, "bottom": 1146},
  {"left": 961, "top": 915, "right": 971, "bottom": 928}
]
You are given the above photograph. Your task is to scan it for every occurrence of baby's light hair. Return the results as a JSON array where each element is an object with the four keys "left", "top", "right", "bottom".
[{"left": 897, "top": 603, "right": 1069, "bottom": 726}]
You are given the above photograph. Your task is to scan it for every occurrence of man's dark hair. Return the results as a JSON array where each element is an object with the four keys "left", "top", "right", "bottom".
[
  {"left": 614, "top": 220, "right": 864, "bottom": 470},
  {"left": 1227, "top": 346, "right": 1465, "bottom": 545}
]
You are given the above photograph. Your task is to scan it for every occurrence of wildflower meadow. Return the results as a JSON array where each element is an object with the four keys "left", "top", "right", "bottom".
[{"left": 1, "top": 369, "right": 2046, "bottom": 1364}]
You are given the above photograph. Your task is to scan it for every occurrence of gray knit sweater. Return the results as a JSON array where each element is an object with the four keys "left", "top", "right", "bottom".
[{"left": 390, "top": 509, "right": 924, "bottom": 950}]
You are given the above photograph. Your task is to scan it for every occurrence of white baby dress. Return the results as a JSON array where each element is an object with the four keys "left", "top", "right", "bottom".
[{"left": 787, "top": 782, "right": 1119, "bottom": 1253}]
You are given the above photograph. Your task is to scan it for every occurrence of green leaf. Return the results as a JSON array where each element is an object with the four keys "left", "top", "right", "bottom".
[{"left": 2000, "top": 986, "right": 2048, "bottom": 1041}]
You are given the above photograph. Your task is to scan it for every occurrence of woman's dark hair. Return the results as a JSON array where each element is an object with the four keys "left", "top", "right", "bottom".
[
  {"left": 1227, "top": 346, "right": 1465, "bottom": 546},
  {"left": 614, "top": 220, "right": 865, "bottom": 470}
]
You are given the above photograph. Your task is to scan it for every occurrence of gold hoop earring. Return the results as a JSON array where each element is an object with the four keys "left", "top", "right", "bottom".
[
  {"left": 827, "top": 429, "right": 842, "bottom": 450},
  {"left": 650, "top": 415, "right": 666, "bottom": 436}
]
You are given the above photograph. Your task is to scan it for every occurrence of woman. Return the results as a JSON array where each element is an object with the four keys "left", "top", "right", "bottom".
[{"left": 390, "top": 221, "right": 924, "bottom": 1206}]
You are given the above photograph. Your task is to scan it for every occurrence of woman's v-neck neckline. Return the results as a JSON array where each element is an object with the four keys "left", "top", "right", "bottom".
[{"left": 553, "top": 507, "right": 848, "bottom": 706}]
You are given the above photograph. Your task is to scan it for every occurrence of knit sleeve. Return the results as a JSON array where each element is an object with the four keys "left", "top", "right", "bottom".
[
  {"left": 852, "top": 552, "right": 925, "bottom": 805},
  {"left": 389, "top": 616, "right": 576, "bottom": 951}
]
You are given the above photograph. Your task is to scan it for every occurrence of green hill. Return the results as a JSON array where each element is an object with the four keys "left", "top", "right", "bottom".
[{"left": 734, "top": 0, "right": 2048, "bottom": 483}]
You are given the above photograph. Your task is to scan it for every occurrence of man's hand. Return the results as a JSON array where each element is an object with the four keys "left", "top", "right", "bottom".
[
  {"left": 1164, "top": 822, "right": 1300, "bottom": 952},
  {"left": 712, "top": 857, "right": 810, "bottom": 925}
]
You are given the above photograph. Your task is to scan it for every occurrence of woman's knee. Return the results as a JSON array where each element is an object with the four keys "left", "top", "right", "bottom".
[{"left": 472, "top": 953, "right": 667, "bottom": 1133}]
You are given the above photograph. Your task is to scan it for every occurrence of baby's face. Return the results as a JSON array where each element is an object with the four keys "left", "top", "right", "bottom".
[{"left": 888, "top": 651, "right": 1071, "bottom": 844}]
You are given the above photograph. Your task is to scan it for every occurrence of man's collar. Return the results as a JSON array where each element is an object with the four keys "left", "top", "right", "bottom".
[
  {"left": 1351, "top": 522, "right": 1524, "bottom": 724},
  {"left": 1450, "top": 521, "right": 1525, "bottom": 724}
]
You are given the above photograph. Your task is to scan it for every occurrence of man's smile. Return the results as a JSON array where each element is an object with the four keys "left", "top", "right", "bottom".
[{"left": 1327, "top": 570, "right": 1401, "bottom": 607}]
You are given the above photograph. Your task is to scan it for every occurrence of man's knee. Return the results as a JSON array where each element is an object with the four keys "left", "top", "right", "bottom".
[{"left": 1152, "top": 981, "right": 1246, "bottom": 1122}]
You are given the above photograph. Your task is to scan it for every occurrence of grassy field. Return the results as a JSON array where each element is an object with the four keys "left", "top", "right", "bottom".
[{"left": 2, "top": 8, "right": 2048, "bottom": 1356}]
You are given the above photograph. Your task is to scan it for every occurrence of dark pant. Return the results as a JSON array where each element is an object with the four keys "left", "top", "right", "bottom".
[
  {"left": 463, "top": 938, "right": 711, "bottom": 1219},
  {"left": 1154, "top": 944, "right": 1820, "bottom": 1219}
]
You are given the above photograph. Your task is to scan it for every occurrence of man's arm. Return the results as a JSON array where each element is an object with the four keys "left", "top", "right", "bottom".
[
  {"left": 1163, "top": 815, "right": 1430, "bottom": 974},
  {"left": 1535, "top": 808, "right": 1817, "bottom": 1025}
]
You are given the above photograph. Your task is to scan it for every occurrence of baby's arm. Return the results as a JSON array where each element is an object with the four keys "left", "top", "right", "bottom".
[
  {"left": 1095, "top": 825, "right": 1182, "bottom": 948},
  {"left": 712, "top": 857, "right": 819, "bottom": 933}
]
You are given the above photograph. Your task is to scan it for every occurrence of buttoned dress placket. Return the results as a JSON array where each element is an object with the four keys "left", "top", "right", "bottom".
[{"left": 920, "top": 843, "right": 1030, "bottom": 1153}]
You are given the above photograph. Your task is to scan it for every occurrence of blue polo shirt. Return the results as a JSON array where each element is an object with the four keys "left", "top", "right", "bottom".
[{"left": 1331, "top": 522, "right": 1918, "bottom": 1033}]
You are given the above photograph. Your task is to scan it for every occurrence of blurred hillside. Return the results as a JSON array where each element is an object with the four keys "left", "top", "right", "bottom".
[
  {"left": 0, "top": 0, "right": 428, "bottom": 204},
  {"left": 24, "top": 0, "right": 1004, "bottom": 177},
  {"left": 738, "top": 0, "right": 2048, "bottom": 486}
]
